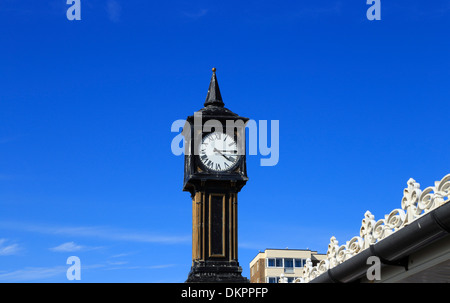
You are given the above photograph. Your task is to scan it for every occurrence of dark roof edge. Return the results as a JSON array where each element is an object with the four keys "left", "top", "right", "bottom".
[{"left": 310, "top": 201, "right": 450, "bottom": 283}]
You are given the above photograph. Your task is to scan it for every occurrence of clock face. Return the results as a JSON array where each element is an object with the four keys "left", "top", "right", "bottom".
[{"left": 199, "top": 132, "right": 240, "bottom": 172}]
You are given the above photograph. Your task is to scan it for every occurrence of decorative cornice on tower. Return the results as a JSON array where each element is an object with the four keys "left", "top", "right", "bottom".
[{"left": 204, "top": 67, "right": 225, "bottom": 108}]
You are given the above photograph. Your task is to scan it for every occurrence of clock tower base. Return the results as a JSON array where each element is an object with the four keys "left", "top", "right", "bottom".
[{"left": 186, "top": 261, "right": 249, "bottom": 283}]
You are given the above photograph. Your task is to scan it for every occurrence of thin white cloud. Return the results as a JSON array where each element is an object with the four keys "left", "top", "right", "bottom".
[
  {"left": 106, "top": 0, "right": 121, "bottom": 22},
  {"left": 238, "top": 241, "right": 266, "bottom": 250},
  {"left": 50, "top": 241, "right": 84, "bottom": 252},
  {"left": 102, "top": 263, "right": 176, "bottom": 271},
  {"left": 0, "top": 239, "right": 21, "bottom": 256},
  {"left": 183, "top": 8, "right": 208, "bottom": 19},
  {"left": 147, "top": 264, "right": 176, "bottom": 269},
  {"left": 49, "top": 241, "right": 101, "bottom": 252},
  {"left": 0, "top": 266, "right": 66, "bottom": 282},
  {"left": 106, "top": 260, "right": 129, "bottom": 266},
  {"left": 0, "top": 263, "right": 106, "bottom": 282},
  {"left": 0, "top": 221, "right": 190, "bottom": 245},
  {"left": 109, "top": 252, "right": 135, "bottom": 258}
]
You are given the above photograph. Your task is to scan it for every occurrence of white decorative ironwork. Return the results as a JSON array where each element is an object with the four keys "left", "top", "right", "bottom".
[{"left": 290, "top": 174, "right": 450, "bottom": 283}]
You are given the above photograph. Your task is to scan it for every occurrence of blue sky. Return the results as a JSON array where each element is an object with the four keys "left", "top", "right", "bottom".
[{"left": 0, "top": 0, "right": 449, "bottom": 282}]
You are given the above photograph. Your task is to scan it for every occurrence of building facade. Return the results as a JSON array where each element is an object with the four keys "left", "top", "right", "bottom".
[{"left": 249, "top": 249, "right": 326, "bottom": 283}]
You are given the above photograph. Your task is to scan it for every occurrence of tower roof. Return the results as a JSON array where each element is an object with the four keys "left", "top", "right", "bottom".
[
  {"left": 187, "top": 67, "right": 248, "bottom": 122},
  {"left": 204, "top": 67, "right": 224, "bottom": 107}
]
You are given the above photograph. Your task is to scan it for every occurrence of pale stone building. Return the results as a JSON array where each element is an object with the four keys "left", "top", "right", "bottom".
[{"left": 249, "top": 248, "right": 326, "bottom": 283}]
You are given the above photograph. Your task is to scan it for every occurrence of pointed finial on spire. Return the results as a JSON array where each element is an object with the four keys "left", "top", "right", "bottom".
[{"left": 204, "top": 67, "right": 224, "bottom": 107}]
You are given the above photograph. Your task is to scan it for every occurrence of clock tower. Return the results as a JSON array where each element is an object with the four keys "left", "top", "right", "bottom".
[{"left": 183, "top": 68, "right": 249, "bottom": 283}]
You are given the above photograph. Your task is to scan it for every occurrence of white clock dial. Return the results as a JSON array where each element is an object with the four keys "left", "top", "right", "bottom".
[{"left": 199, "top": 132, "right": 239, "bottom": 172}]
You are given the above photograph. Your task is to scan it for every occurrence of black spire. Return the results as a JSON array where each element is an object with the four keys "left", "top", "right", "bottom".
[{"left": 204, "top": 67, "right": 224, "bottom": 107}]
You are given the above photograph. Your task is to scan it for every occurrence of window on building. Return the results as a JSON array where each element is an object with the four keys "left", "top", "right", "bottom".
[
  {"left": 267, "top": 258, "right": 283, "bottom": 268},
  {"left": 267, "top": 277, "right": 278, "bottom": 283},
  {"left": 284, "top": 258, "right": 293, "bottom": 268},
  {"left": 294, "top": 259, "right": 304, "bottom": 268},
  {"left": 275, "top": 258, "right": 283, "bottom": 267}
]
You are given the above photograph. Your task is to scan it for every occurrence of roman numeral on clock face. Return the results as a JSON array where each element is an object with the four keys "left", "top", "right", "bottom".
[{"left": 199, "top": 131, "right": 239, "bottom": 172}]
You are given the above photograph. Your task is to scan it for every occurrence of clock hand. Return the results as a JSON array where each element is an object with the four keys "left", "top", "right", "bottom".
[
  {"left": 213, "top": 148, "right": 233, "bottom": 162},
  {"left": 215, "top": 150, "right": 237, "bottom": 153}
]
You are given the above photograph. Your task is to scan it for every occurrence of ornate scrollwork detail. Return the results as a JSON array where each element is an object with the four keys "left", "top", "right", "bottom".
[
  {"left": 317, "top": 259, "right": 329, "bottom": 274},
  {"left": 417, "top": 187, "right": 435, "bottom": 214},
  {"left": 289, "top": 174, "right": 450, "bottom": 283},
  {"left": 347, "top": 236, "right": 364, "bottom": 256},
  {"left": 385, "top": 208, "right": 406, "bottom": 231},
  {"left": 401, "top": 178, "right": 421, "bottom": 225},
  {"left": 336, "top": 244, "right": 348, "bottom": 263},
  {"left": 360, "top": 211, "right": 376, "bottom": 249},
  {"left": 373, "top": 218, "right": 392, "bottom": 241},
  {"left": 301, "top": 258, "right": 313, "bottom": 283},
  {"left": 326, "top": 236, "right": 339, "bottom": 269},
  {"left": 309, "top": 267, "right": 319, "bottom": 280}
]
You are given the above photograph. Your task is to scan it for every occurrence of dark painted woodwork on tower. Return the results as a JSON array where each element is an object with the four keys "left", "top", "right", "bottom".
[{"left": 183, "top": 68, "right": 249, "bottom": 283}]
